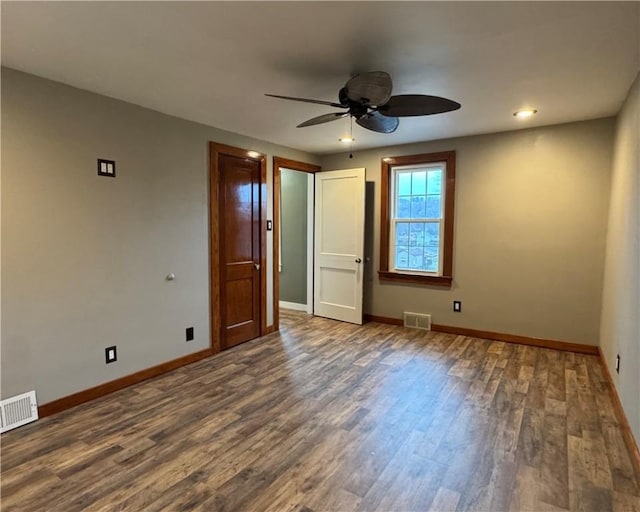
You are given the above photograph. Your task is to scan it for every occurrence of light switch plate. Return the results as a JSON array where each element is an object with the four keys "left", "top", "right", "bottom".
[
  {"left": 105, "top": 345, "right": 117, "bottom": 363},
  {"left": 98, "top": 158, "right": 116, "bottom": 177}
]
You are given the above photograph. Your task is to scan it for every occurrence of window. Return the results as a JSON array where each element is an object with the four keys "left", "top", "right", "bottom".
[{"left": 379, "top": 151, "right": 456, "bottom": 286}]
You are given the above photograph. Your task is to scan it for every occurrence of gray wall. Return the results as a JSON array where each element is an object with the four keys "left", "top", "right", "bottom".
[
  {"left": 1, "top": 68, "right": 319, "bottom": 403},
  {"left": 321, "top": 118, "right": 615, "bottom": 345},
  {"left": 279, "top": 169, "right": 307, "bottom": 305},
  {"left": 599, "top": 73, "right": 639, "bottom": 443}
]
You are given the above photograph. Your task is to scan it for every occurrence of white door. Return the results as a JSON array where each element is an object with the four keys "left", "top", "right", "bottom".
[{"left": 314, "top": 168, "right": 365, "bottom": 324}]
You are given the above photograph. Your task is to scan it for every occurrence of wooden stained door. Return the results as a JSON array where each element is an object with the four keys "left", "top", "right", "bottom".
[{"left": 218, "top": 153, "right": 261, "bottom": 349}]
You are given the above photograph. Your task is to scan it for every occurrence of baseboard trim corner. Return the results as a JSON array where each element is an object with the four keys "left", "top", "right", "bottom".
[
  {"left": 38, "top": 348, "right": 213, "bottom": 418},
  {"left": 597, "top": 347, "right": 640, "bottom": 478}
]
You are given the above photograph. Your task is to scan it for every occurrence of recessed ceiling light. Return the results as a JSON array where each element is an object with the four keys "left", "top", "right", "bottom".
[
  {"left": 513, "top": 109, "right": 537, "bottom": 119},
  {"left": 339, "top": 137, "right": 355, "bottom": 143}
]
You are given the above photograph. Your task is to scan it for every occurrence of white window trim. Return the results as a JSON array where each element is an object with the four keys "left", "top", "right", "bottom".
[{"left": 388, "top": 162, "right": 447, "bottom": 277}]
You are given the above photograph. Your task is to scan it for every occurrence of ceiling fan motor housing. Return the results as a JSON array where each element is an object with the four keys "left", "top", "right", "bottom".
[
  {"left": 338, "top": 87, "right": 349, "bottom": 106},
  {"left": 338, "top": 87, "right": 370, "bottom": 119},
  {"left": 350, "top": 102, "right": 369, "bottom": 118}
]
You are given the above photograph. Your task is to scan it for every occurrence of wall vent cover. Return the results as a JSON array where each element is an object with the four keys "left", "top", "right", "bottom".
[
  {"left": 1, "top": 391, "right": 38, "bottom": 433},
  {"left": 403, "top": 312, "right": 432, "bottom": 331}
]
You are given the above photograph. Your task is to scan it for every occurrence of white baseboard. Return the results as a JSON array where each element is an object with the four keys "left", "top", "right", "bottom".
[{"left": 279, "top": 301, "right": 307, "bottom": 312}]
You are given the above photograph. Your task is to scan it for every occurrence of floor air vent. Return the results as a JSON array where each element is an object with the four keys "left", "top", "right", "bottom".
[
  {"left": 403, "top": 312, "right": 432, "bottom": 331},
  {"left": 1, "top": 391, "right": 38, "bottom": 433}
]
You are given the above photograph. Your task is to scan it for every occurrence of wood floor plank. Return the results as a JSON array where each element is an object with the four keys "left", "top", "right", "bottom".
[
  {"left": 612, "top": 491, "right": 640, "bottom": 512},
  {"left": 429, "top": 486, "right": 461, "bottom": 511},
  {"left": 1, "top": 309, "right": 637, "bottom": 511},
  {"left": 538, "top": 411, "right": 571, "bottom": 509}
]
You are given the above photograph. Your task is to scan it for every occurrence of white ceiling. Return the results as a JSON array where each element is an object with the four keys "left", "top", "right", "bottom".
[{"left": 2, "top": 1, "right": 638, "bottom": 154}]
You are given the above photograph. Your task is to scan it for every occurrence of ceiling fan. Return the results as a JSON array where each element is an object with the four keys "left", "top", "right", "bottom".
[{"left": 266, "top": 71, "right": 461, "bottom": 134}]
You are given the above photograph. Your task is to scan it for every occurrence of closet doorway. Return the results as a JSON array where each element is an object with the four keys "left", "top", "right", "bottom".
[{"left": 273, "top": 157, "right": 320, "bottom": 330}]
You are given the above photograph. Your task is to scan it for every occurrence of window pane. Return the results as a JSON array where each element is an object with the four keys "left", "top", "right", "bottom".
[
  {"left": 394, "top": 221, "right": 441, "bottom": 272},
  {"left": 409, "top": 247, "right": 425, "bottom": 270},
  {"left": 410, "top": 195, "right": 426, "bottom": 217},
  {"left": 426, "top": 194, "right": 442, "bottom": 218},
  {"left": 396, "top": 246, "right": 409, "bottom": 268},
  {"left": 427, "top": 170, "right": 442, "bottom": 195},
  {"left": 409, "top": 222, "right": 425, "bottom": 246},
  {"left": 424, "top": 222, "right": 440, "bottom": 272},
  {"left": 423, "top": 246, "right": 439, "bottom": 272},
  {"left": 425, "top": 222, "right": 440, "bottom": 247},
  {"left": 398, "top": 173, "right": 411, "bottom": 196},
  {"left": 397, "top": 197, "right": 411, "bottom": 218},
  {"left": 411, "top": 171, "right": 426, "bottom": 195},
  {"left": 395, "top": 222, "right": 409, "bottom": 245}
]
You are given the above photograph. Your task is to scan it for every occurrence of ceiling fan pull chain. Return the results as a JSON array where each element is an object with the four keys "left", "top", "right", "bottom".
[{"left": 349, "top": 117, "right": 354, "bottom": 159}]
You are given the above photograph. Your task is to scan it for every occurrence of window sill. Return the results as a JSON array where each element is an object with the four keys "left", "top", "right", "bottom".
[{"left": 378, "top": 270, "right": 452, "bottom": 287}]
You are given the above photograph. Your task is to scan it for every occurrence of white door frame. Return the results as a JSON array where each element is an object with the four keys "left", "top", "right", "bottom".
[{"left": 306, "top": 173, "right": 314, "bottom": 314}]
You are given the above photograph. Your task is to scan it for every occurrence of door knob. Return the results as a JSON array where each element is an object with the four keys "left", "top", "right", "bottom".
[
  {"left": 355, "top": 258, "right": 362, "bottom": 263},
  {"left": 254, "top": 263, "right": 260, "bottom": 270}
]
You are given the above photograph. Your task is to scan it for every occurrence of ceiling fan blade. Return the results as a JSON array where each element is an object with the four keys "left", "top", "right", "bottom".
[
  {"left": 356, "top": 111, "right": 399, "bottom": 134},
  {"left": 265, "top": 94, "right": 345, "bottom": 108},
  {"left": 297, "top": 112, "right": 349, "bottom": 128},
  {"left": 377, "top": 94, "right": 461, "bottom": 117},
  {"left": 345, "top": 71, "right": 392, "bottom": 106}
]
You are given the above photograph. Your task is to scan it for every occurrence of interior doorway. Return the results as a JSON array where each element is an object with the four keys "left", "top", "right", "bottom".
[
  {"left": 278, "top": 168, "right": 313, "bottom": 312},
  {"left": 273, "top": 157, "right": 320, "bottom": 331}
]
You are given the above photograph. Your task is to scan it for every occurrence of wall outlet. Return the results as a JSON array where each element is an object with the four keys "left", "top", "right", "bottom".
[
  {"left": 453, "top": 300, "right": 462, "bottom": 312},
  {"left": 186, "top": 327, "right": 194, "bottom": 342},
  {"left": 616, "top": 354, "right": 620, "bottom": 374},
  {"left": 105, "top": 346, "right": 117, "bottom": 364}
]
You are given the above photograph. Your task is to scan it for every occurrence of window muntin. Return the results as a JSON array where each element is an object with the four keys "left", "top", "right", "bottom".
[{"left": 390, "top": 164, "right": 446, "bottom": 275}]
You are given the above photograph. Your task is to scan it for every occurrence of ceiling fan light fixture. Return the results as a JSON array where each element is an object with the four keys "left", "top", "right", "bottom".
[
  {"left": 266, "top": 71, "right": 461, "bottom": 135},
  {"left": 513, "top": 109, "right": 537, "bottom": 118}
]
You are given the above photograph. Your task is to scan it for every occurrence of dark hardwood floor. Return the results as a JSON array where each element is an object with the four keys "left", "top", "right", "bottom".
[{"left": 1, "top": 309, "right": 638, "bottom": 511}]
